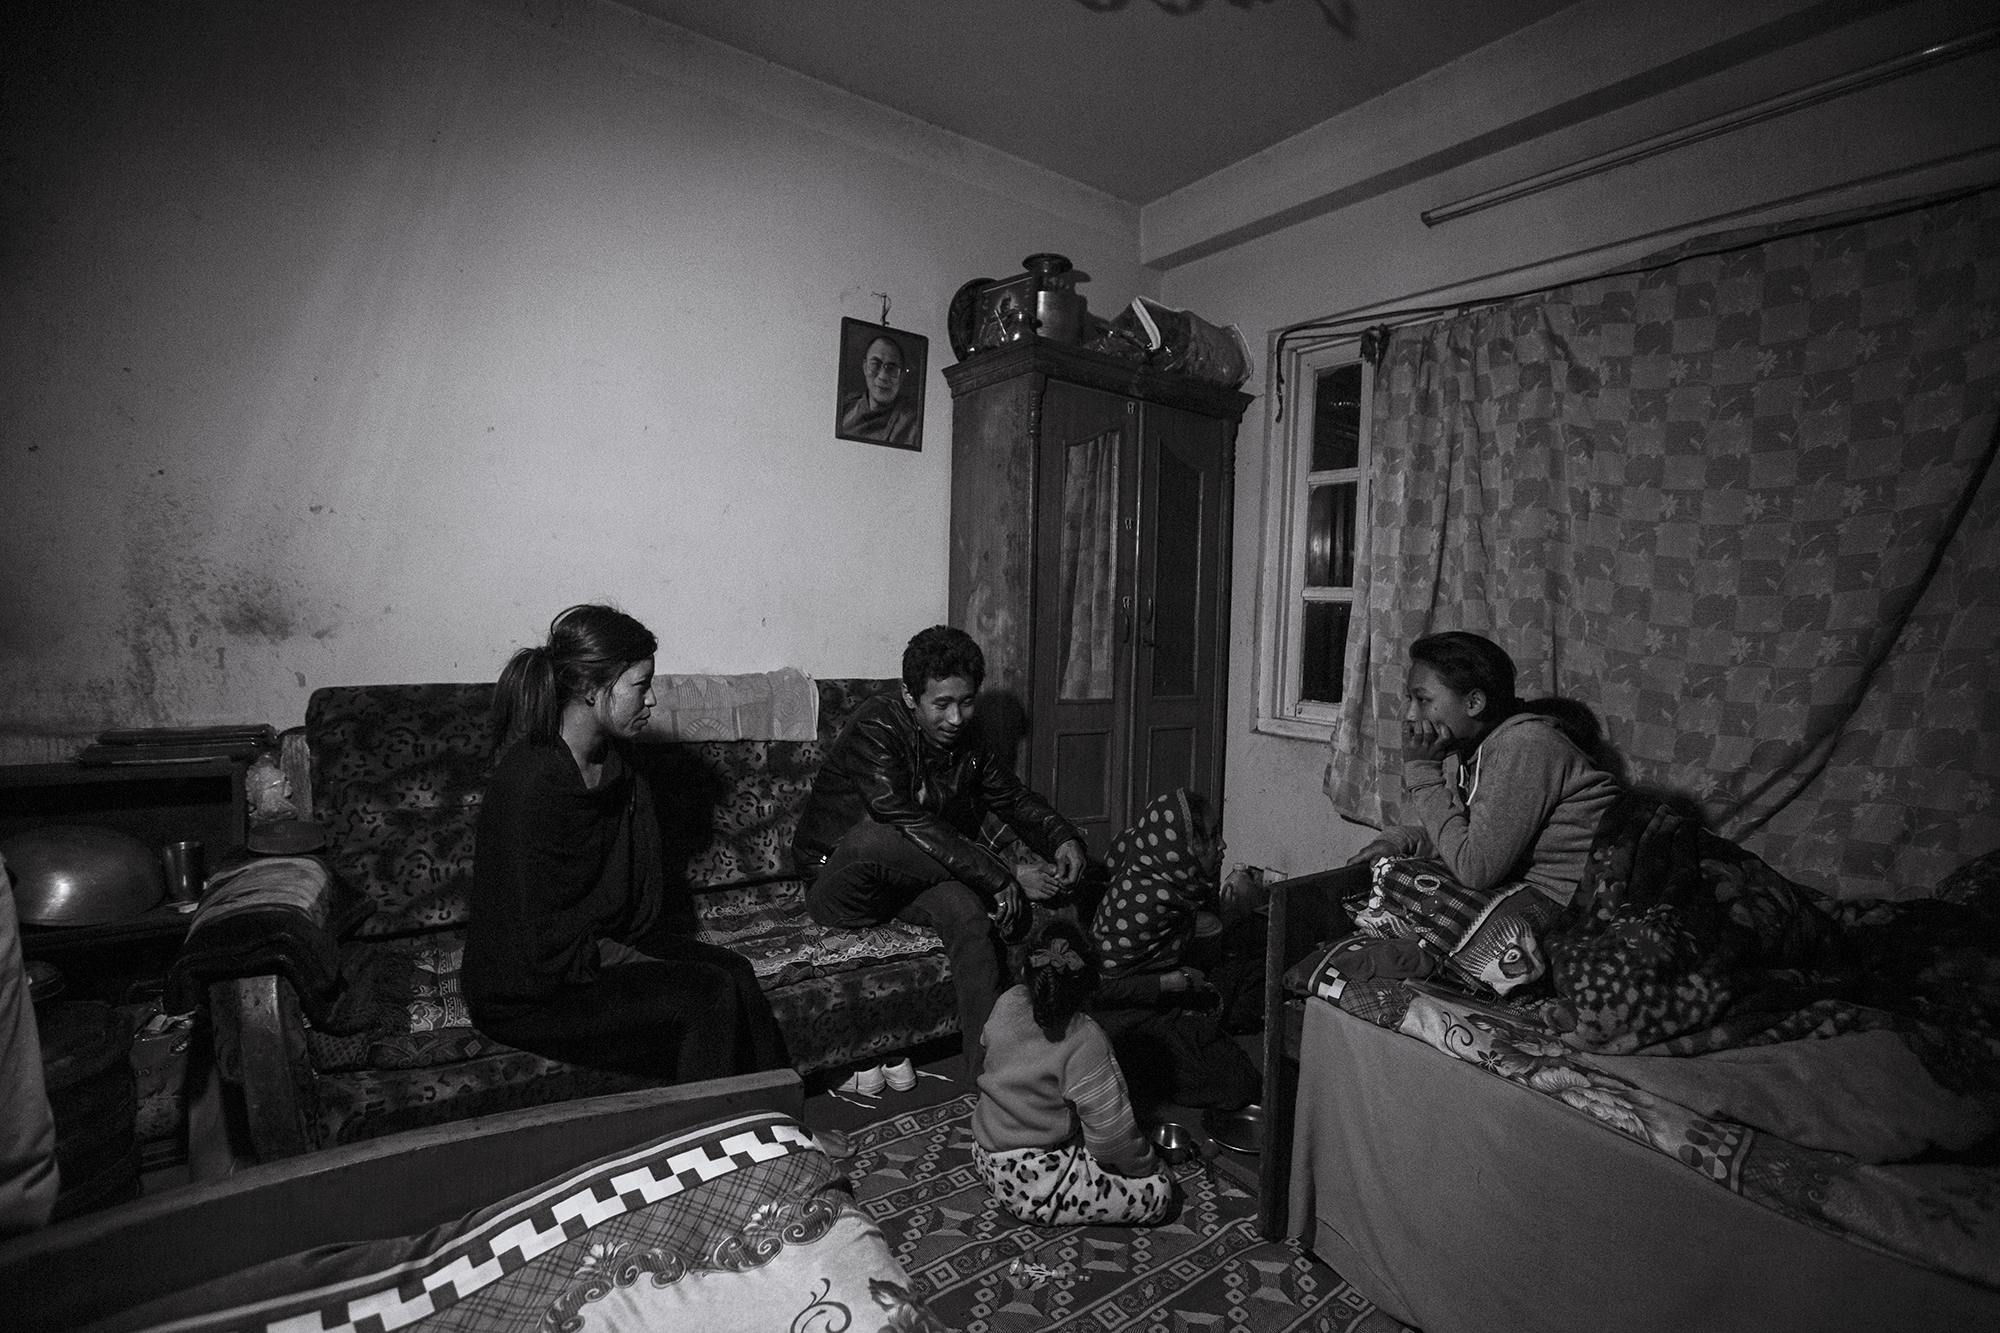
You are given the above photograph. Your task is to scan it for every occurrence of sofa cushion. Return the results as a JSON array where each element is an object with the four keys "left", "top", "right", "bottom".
[
  {"left": 307, "top": 885, "right": 950, "bottom": 1082},
  {"left": 639, "top": 741, "right": 825, "bottom": 889},
  {"left": 308, "top": 683, "right": 497, "bottom": 937},
  {"left": 310, "top": 947, "right": 962, "bottom": 1145},
  {"left": 696, "top": 879, "right": 944, "bottom": 986},
  {"left": 303, "top": 933, "right": 518, "bottom": 1073},
  {"left": 311, "top": 1049, "right": 662, "bottom": 1147}
]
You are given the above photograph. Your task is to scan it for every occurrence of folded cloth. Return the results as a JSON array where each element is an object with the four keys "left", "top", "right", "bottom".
[
  {"left": 1328, "top": 935, "right": 1438, "bottom": 984},
  {"left": 164, "top": 855, "right": 373, "bottom": 1029},
  {"left": 637, "top": 668, "right": 818, "bottom": 742}
]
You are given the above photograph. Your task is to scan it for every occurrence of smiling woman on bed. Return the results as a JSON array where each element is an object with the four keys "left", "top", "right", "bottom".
[
  {"left": 1348, "top": 631, "right": 1619, "bottom": 911},
  {"left": 463, "top": 604, "right": 789, "bottom": 1082}
]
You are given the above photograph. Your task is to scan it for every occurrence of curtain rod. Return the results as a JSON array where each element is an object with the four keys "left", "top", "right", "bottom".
[
  {"left": 1269, "top": 174, "right": 2000, "bottom": 422},
  {"left": 1421, "top": 25, "right": 2000, "bottom": 229}
]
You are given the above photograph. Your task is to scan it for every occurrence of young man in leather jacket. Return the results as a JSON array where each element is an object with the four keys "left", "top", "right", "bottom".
[{"left": 793, "top": 626, "right": 1086, "bottom": 1076}]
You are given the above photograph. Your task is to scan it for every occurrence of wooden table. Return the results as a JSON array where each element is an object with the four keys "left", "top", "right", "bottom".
[{"left": 4, "top": 758, "right": 246, "bottom": 1000}]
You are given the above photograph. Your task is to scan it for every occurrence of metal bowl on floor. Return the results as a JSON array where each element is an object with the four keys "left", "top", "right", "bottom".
[
  {"left": 1202, "top": 1104, "right": 1265, "bottom": 1156},
  {"left": 1151, "top": 1121, "right": 1200, "bottom": 1166},
  {"left": 1, "top": 824, "right": 165, "bottom": 926}
]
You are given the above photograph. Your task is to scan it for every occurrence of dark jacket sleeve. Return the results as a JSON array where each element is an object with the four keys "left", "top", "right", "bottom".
[
  {"left": 974, "top": 754, "right": 1083, "bottom": 862},
  {"left": 845, "top": 713, "right": 1020, "bottom": 897}
]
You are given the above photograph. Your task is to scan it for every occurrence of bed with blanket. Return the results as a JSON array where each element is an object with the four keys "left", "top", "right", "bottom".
[
  {"left": 0, "top": 1068, "right": 948, "bottom": 1333},
  {"left": 1263, "top": 792, "right": 2000, "bottom": 1332}
]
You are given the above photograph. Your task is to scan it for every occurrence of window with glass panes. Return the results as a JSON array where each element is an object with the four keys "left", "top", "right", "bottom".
[{"left": 1257, "top": 340, "right": 1370, "bottom": 737}]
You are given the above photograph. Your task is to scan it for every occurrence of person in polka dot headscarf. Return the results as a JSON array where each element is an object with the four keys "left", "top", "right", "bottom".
[
  {"left": 1085, "top": 789, "right": 1262, "bottom": 1112},
  {"left": 1091, "top": 789, "right": 1222, "bottom": 983}
]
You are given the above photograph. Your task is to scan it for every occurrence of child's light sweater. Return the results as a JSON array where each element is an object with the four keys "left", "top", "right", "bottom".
[{"left": 971, "top": 986, "right": 1158, "bottom": 1177}]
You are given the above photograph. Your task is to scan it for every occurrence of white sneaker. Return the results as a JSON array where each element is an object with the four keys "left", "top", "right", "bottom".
[
  {"left": 837, "top": 1064, "right": 887, "bottom": 1097},
  {"left": 883, "top": 1058, "right": 917, "bottom": 1092}
]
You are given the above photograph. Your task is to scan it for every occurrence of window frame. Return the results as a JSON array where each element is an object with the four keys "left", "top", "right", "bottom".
[{"left": 1253, "top": 334, "right": 1374, "bottom": 741}]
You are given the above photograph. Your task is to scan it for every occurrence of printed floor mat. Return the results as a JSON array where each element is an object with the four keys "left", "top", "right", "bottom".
[{"left": 848, "top": 1092, "right": 1409, "bottom": 1332}]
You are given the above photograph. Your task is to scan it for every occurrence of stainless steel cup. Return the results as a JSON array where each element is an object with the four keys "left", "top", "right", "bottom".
[{"left": 161, "top": 840, "right": 206, "bottom": 903}]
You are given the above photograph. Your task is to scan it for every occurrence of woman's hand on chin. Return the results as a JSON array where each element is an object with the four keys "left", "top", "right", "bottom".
[{"left": 1401, "top": 719, "right": 1456, "bottom": 764}]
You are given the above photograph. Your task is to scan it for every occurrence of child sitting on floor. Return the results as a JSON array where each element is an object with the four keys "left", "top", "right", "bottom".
[{"left": 970, "top": 919, "right": 1175, "bottom": 1226}]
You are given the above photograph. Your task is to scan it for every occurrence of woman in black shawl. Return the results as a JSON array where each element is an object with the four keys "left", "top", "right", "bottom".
[{"left": 464, "top": 604, "right": 788, "bottom": 1081}]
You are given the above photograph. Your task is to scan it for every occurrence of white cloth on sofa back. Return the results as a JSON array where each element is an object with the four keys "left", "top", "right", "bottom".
[{"left": 638, "top": 669, "right": 817, "bottom": 743}]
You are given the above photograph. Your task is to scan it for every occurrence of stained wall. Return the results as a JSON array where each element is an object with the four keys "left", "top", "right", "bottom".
[{"left": 0, "top": 0, "right": 1150, "bottom": 760}]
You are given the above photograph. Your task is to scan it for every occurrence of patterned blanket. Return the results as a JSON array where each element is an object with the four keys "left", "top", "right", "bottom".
[
  {"left": 95, "top": 1111, "right": 945, "bottom": 1333},
  {"left": 1541, "top": 793, "right": 2000, "bottom": 1113}
]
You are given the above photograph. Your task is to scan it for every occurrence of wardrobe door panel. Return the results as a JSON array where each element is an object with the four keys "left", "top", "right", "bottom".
[
  {"left": 1030, "top": 385, "right": 1136, "bottom": 858},
  {"left": 1131, "top": 405, "right": 1231, "bottom": 820}
]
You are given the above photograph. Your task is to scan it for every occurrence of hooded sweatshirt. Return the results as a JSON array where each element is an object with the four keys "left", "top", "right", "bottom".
[{"left": 1380, "top": 712, "right": 1619, "bottom": 905}]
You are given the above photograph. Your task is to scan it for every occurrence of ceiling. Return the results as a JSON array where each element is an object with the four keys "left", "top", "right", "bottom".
[{"left": 626, "top": 0, "right": 1578, "bottom": 204}]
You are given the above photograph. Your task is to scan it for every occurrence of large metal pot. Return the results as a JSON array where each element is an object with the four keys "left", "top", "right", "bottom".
[{"left": 1, "top": 824, "right": 166, "bottom": 926}]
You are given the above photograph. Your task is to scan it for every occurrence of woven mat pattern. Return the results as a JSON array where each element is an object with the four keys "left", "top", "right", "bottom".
[{"left": 845, "top": 1092, "right": 1409, "bottom": 1333}]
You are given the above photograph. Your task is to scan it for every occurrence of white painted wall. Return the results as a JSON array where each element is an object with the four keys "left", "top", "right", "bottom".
[
  {"left": 0, "top": 0, "right": 1153, "bottom": 761},
  {"left": 1156, "top": 0, "right": 2000, "bottom": 876}
]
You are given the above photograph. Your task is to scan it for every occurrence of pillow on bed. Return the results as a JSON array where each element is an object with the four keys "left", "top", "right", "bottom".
[
  {"left": 1445, "top": 897, "right": 1550, "bottom": 997},
  {"left": 1356, "top": 858, "right": 1552, "bottom": 997},
  {"left": 93, "top": 1111, "right": 942, "bottom": 1333}
]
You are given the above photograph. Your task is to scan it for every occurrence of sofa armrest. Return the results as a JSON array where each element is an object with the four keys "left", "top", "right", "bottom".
[
  {"left": 208, "top": 975, "right": 315, "bottom": 1162},
  {"left": 1258, "top": 863, "right": 1368, "bottom": 1239}
]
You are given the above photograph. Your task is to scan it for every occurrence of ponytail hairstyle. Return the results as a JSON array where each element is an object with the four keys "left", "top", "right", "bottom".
[
  {"left": 492, "top": 604, "right": 658, "bottom": 750},
  {"left": 1023, "top": 917, "right": 1100, "bottom": 1043}
]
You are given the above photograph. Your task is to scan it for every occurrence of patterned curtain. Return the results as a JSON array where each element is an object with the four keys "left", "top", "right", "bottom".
[
  {"left": 1327, "top": 189, "right": 2000, "bottom": 901},
  {"left": 1057, "top": 430, "right": 1121, "bottom": 699}
]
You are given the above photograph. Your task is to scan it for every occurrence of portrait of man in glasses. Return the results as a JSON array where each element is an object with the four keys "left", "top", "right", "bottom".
[{"left": 836, "top": 320, "right": 925, "bottom": 450}]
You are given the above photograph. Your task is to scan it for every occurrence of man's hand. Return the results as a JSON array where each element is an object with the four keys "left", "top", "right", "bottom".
[
  {"left": 993, "top": 881, "right": 1028, "bottom": 938},
  {"left": 1343, "top": 837, "right": 1401, "bottom": 868},
  {"left": 1016, "top": 863, "right": 1064, "bottom": 902},
  {"left": 1053, "top": 839, "right": 1087, "bottom": 887}
]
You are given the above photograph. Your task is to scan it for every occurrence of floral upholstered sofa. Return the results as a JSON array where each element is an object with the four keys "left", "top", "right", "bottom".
[{"left": 207, "top": 674, "right": 960, "bottom": 1159}]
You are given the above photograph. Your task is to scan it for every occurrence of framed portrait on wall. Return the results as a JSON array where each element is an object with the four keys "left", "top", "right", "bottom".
[{"left": 835, "top": 319, "right": 926, "bottom": 451}]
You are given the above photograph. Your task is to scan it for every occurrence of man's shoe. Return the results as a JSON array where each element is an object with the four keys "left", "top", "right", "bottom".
[
  {"left": 837, "top": 1064, "right": 887, "bottom": 1097},
  {"left": 883, "top": 1058, "right": 917, "bottom": 1092}
]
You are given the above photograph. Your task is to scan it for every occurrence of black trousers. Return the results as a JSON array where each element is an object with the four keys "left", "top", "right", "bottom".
[
  {"left": 805, "top": 819, "right": 1005, "bottom": 1077},
  {"left": 476, "top": 931, "right": 790, "bottom": 1082}
]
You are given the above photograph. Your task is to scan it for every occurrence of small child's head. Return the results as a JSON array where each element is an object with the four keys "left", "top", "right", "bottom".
[{"left": 1023, "top": 917, "right": 1100, "bottom": 1042}]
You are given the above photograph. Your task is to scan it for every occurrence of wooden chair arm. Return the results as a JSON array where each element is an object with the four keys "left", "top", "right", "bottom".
[{"left": 210, "top": 974, "right": 315, "bottom": 1161}]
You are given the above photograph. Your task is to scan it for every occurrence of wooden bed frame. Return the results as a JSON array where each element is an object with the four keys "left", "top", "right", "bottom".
[
  {"left": 0, "top": 1067, "right": 803, "bottom": 1331},
  {"left": 1257, "top": 863, "right": 1363, "bottom": 1238}
]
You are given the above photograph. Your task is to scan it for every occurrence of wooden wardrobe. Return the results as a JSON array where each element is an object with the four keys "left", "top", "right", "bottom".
[{"left": 945, "top": 340, "right": 1251, "bottom": 857}]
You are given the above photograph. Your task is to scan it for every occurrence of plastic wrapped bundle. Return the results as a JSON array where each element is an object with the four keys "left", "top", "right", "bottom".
[{"left": 1105, "top": 297, "right": 1251, "bottom": 388}]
